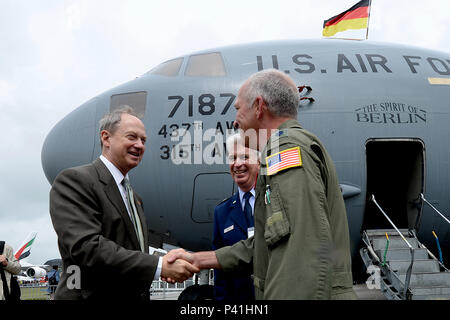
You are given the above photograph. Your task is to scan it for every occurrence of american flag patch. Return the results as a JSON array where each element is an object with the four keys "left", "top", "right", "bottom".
[{"left": 266, "top": 147, "right": 302, "bottom": 175}]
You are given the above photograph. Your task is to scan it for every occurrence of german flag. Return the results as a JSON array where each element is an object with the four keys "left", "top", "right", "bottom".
[{"left": 323, "top": 0, "right": 371, "bottom": 37}]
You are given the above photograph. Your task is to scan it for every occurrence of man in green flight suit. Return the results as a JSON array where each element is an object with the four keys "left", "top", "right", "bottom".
[{"left": 167, "top": 69, "right": 356, "bottom": 299}]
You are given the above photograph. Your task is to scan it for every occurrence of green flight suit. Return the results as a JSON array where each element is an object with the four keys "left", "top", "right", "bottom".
[{"left": 216, "top": 119, "right": 356, "bottom": 299}]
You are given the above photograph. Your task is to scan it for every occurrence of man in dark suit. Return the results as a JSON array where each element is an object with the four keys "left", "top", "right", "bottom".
[
  {"left": 49, "top": 106, "right": 198, "bottom": 300},
  {"left": 212, "top": 134, "right": 259, "bottom": 300}
]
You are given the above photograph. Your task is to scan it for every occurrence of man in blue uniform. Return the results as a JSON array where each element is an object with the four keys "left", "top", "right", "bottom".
[{"left": 212, "top": 134, "right": 259, "bottom": 300}]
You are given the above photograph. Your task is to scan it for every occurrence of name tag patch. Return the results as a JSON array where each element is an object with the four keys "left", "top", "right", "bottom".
[
  {"left": 224, "top": 225, "right": 234, "bottom": 233},
  {"left": 248, "top": 227, "right": 255, "bottom": 238}
]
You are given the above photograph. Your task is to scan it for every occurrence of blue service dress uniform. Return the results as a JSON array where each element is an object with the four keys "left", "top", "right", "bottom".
[{"left": 212, "top": 192, "right": 255, "bottom": 301}]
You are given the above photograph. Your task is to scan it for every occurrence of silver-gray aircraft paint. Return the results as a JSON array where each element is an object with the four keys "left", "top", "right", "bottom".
[{"left": 41, "top": 39, "right": 450, "bottom": 261}]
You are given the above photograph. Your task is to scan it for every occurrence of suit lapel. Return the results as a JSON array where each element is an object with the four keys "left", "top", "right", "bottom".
[
  {"left": 228, "top": 193, "right": 248, "bottom": 235},
  {"left": 93, "top": 158, "right": 141, "bottom": 250}
]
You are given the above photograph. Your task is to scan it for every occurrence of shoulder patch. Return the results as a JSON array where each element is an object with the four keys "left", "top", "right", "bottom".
[
  {"left": 267, "top": 129, "right": 288, "bottom": 147},
  {"left": 218, "top": 197, "right": 230, "bottom": 206},
  {"left": 265, "top": 146, "right": 302, "bottom": 176}
]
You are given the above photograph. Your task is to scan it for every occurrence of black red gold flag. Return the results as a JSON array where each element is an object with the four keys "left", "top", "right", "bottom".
[{"left": 323, "top": 0, "right": 371, "bottom": 38}]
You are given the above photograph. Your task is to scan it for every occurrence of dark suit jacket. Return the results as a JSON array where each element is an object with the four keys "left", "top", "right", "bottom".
[
  {"left": 49, "top": 158, "right": 159, "bottom": 300},
  {"left": 212, "top": 192, "right": 255, "bottom": 301}
]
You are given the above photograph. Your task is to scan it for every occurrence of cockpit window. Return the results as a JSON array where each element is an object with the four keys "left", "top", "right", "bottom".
[
  {"left": 147, "top": 58, "right": 183, "bottom": 76},
  {"left": 110, "top": 91, "right": 147, "bottom": 119},
  {"left": 185, "top": 52, "right": 226, "bottom": 76}
]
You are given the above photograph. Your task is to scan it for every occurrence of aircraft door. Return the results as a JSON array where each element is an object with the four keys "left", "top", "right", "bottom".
[
  {"left": 191, "top": 172, "right": 235, "bottom": 223},
  {"left": 363, "top": 138, "right": 425, "bottom": 231}
]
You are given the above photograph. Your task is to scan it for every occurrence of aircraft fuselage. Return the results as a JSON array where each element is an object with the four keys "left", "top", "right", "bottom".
[{"left": 42, "top": 39, "right": 450, "bottom": 261}]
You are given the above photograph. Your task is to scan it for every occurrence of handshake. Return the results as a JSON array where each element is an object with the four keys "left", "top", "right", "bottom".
[{"left": 160, "top": 249, "right": 219, "bottom": 283}]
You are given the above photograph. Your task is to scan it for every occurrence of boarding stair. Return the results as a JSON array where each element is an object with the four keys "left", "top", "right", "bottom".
[{"left": 360, "top": 195, "right": 450, "bottom": 300}]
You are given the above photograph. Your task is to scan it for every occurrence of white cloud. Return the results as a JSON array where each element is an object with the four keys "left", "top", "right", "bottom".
[
  {"left": 0, "top": 80, "right": 16, "bottom": 106},
  {"left": 1, "top": 0, "right": 449, "bottom": 265},
  {"left": 0, "top": 211, "right": 57, "bottom": 265}
]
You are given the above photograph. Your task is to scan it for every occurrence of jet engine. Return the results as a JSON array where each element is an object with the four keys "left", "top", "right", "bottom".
[{"left": 26, "top": 267, "right": 47, "bottom": 278}]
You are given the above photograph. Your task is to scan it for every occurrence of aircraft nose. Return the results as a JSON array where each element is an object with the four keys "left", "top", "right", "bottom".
[{"left": 41, "top": 99, "right": 98, "bottom": 184}]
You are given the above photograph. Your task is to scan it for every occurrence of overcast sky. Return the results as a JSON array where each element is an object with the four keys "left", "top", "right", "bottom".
[{"left": 1, "top": 0, "right": 449, "bottom": 265}]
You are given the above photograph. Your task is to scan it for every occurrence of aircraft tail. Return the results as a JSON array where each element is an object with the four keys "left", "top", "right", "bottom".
[{"left": 14, "top": 232, "right": 37, "bottom": 260}]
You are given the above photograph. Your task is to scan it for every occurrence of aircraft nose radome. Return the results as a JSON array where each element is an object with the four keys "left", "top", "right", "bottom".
[{"left": 41, "top": 101, "right": 97, "bottom": 185}]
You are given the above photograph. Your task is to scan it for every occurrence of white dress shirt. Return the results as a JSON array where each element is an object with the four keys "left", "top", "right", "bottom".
[
  {"left": 99, "top": 155, "right": 162, "bottom": 280},
  {"left": 238, "top": 187, "right": 255, "bottom": 215}
]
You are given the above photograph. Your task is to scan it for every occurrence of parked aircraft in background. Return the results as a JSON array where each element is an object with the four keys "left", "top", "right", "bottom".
[
  {"left": 15, "top": 232, "right": 50, "bottom": 278},
  {"left": 14, "top": 231, "right": 37, "bottom": 261},
  {"left": 41, "top": 39, "right": 450, "bottom": 281}
]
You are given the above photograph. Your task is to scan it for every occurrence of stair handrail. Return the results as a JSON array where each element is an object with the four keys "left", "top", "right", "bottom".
[
  {"left": 370, "top": 195, "right": 414, "bottom": 249},
  {"left": 421, "top": 193, "right": 450, "bottom": 225},
  {"left": 362, "top": 231, "right": 381, "bottom": 264},
  {"left": 419, "top": 194, "right": 450, "bottom": 271},
  {"left": 370, "top": 195, "right": 414, "bottom": 299}
]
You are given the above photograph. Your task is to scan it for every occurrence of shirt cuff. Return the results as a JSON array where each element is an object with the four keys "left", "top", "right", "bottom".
[{"left": 153, "top": 257, "right": 162, "bottom": 280}]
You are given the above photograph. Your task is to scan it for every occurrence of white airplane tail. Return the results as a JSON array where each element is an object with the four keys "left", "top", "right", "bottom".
[{"left": 14, "top": 232, "right": 37, "bottom": 260}]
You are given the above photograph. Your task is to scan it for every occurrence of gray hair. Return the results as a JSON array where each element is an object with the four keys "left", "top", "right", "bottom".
[
  {"left": 244, "top": 69, "right": 299, "bottom": 118},
  {"left": 226, "top": 133, "right": 260, "bottom": 162},
  {"left": 99, "top": 105, "right": 138, "bottom": 146},
  {"left": 226, "top": 133, "right": 244, "bottom": 152}
]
